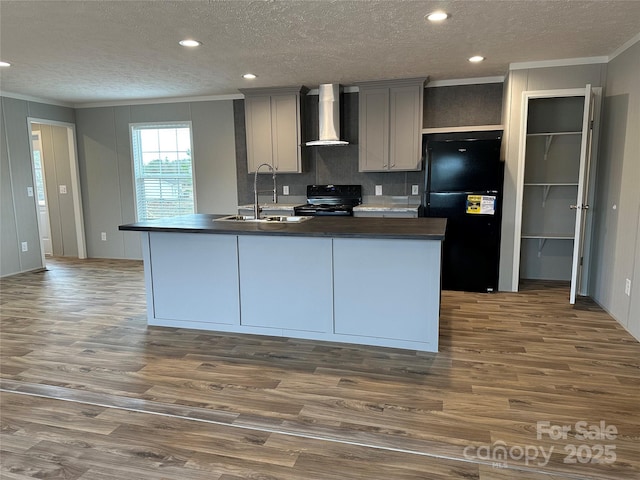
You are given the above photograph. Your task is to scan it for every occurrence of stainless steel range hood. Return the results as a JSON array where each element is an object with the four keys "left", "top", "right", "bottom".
[{"left": 306, "top": 84, "right": 349, "bottom": 146}]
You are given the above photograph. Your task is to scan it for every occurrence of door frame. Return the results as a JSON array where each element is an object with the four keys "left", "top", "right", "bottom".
[
  {"left": 512, "top": 86, "right": 601, "bottom": 299},
  {"left": 27, "top": 118, "right": 86, "bottom": 261}
]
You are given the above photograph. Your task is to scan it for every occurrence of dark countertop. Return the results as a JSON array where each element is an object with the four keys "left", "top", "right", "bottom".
[{"left": 119, "top": 214, "right": 446, "bottom": 240}]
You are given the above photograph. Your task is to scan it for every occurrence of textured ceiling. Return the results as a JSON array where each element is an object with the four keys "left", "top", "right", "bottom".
[{"left": 1, "top": 0, "right": 639, "bottom": 106}]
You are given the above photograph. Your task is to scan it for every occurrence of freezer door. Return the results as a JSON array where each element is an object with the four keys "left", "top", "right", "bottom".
[{"left": 427, "top": 139, "right": 503, "bottom": 193}]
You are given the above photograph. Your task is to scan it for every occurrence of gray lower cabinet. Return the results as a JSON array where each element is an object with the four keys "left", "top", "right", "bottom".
[
  {"left": 148, "top": 233, "right": 239, "bottom": 325},
  {"left": 333, "top": 238, "right": 440, "bottom": 349},
  {"left": 237, "top": 235, "right": 333, "bottom": 333},
  {"left": 358, "top": 78, "right": 426, "bottom": 172},
  {"left": 241, "top": 86, "right": 307, "bottom": 173}
]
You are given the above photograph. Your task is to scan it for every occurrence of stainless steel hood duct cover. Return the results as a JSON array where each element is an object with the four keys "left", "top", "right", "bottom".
[{"left": 306, "top": 84, "right": 349, "bottom": 146}]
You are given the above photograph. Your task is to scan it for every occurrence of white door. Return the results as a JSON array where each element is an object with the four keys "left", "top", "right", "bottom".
[
  {"left": 570, "top": 85, "right": 594, "bottom": 304},
  {"left": 32, "top": 132, "right": 53, "bottom": 256}
]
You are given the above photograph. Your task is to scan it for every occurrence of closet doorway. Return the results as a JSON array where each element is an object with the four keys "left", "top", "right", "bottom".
[{"left": 513, "top": 86, "right": 601, "bottom": 304}]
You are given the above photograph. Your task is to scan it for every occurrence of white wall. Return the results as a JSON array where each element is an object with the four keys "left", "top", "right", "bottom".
[
  {"left": 591, "top": 41, "right": 640, "bottom": 340},
  {"left": 75, "top": 100, "right": 238, "bottom": 260}
]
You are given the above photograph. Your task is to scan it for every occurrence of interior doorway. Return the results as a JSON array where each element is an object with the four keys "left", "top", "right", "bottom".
[
  {"left": 31, "top": 131, "right": 53, "bottom": 256},
  {"left": 28, "top": 119, "right": 86, "bottom": 265}
]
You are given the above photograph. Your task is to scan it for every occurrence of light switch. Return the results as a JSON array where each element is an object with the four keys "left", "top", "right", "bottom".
[
  {"left": 283, "top": 185, "right": 289, "bottom": 195},
  {"left": 27, "top": 186, "right": 34, "bottom": 197},
  {"left": 375, "top": 185, "right": 383, "bottom": 196},
  {"left": 59, "top": 185, "right": 67, "bottom": 194}
]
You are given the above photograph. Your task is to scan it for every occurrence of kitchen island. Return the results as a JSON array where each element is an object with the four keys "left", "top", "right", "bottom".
[{"left": 119, "top": 214, "right": 446, "bottom": 352}]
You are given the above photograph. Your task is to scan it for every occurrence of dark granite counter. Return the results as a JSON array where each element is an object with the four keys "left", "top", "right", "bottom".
[{"left": 119, "top": 214, "right": 446, "bottom": 240}]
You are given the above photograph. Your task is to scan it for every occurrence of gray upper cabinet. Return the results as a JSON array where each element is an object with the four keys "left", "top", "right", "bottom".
[
  {"left": 357, "top": 78, "right": 426, "bottom": 172},
  {"left": 240, "top": 86, "right": 307, "bottom": 173}
]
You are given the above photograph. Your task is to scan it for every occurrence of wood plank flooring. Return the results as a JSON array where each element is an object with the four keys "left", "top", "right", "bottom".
[{"left": 1, "top": 257, "right": 639, "bottom": 479}]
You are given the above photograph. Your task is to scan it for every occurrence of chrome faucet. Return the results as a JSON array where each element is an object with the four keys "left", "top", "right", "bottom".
[{"left": 253, "top": 162, "right": 277, "bottom": 219}]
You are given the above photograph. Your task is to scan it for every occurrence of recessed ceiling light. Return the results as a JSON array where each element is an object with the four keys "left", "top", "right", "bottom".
[
  {"left": 242, "top": 73, "right": 257, "bottom": 80},
  {"left": 179, "top": 39, "right": 202, "bottom": 47},
  {"left": 469, "top": 55, "right": 485, "bottom": 63},
  {"left": 426, "top": 11, "right": 449, "bottom": 22},
  {"left": 0, "top": 61, "right": 11, "bottom": 67}
]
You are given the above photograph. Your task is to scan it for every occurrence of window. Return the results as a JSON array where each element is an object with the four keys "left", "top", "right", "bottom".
[{"left": 131, "top": 122, "right": 195, "bottom": 220}]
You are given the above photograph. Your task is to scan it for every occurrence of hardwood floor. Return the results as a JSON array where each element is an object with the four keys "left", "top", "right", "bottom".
[{"left": 1, "top": 257, "right": 639, "bottom": 479}]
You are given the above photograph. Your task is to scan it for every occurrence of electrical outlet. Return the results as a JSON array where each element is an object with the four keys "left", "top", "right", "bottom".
[
  {"left": 21, "top": 241, "right": 28, "bottom": 252},
  {"left": 101, "top": 232, "right": 107, "bottom": 241},
  {"left": 625, "top": 278, "right": 631, "bottom": 296},
  {"left": 283, "top": 185, "right": 289, "bottom": 195},
  {"left": 375, "top": 185, "right": 383, "bottom": 196},
  {"left": 59, "top": 185, "right": 67, "bottom": 194},
  {"left": 27, "top": 186, "right": 34, "bottom": 197},
  {"left": 411, "top": 184, "right": 419, "bottom": 195}
]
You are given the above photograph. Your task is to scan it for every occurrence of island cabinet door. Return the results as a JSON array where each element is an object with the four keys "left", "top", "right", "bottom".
[
  {"left": 237, "top": 236, "right": 333, "bottom": 333},
  {"left": 333, "top": 238, "right": 440, "bottom": 346},
  {"left": 148, "top": 233, "right": 240, "bottom": 325}
]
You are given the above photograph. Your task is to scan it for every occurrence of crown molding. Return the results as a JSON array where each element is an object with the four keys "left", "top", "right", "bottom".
[
  {"left": 609, "top": 32, "right": 640, "bottom": 61},
  {"left": 509, "top": 56, "right": 608, "bottom": 71},
  {"left": 426, "top": 76, "right": 505, "bottom": 88},
  {"left": 1, "top": 90, "right": 244, "bottom": 109},
  {"left": 76, "top": 93, "right": 243, "bottom": 109},
  {"left": 0, "top": 90, "right": 74, "bottom": 108}
]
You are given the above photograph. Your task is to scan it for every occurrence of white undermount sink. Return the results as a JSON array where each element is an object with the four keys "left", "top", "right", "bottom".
[{"left": 215, "top": 214, "right": 313, "bottom": 223}]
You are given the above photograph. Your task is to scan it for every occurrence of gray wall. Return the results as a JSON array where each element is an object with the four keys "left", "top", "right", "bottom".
[
  {"left": 0, "top": 97, "right": 76, "bottom": 277},
  {"left": 34, "top": 123, "right": 78, "bottom": 257},
  {"left": 591, "top": 41, "right": 640, "bottom": 340},
  {"left": 75, "top": 100, "right": 237, "bottom": 260},
  {"left": 498, "top": 64, "right": 608, "bottom": 293},
  {"left": 423, "top": 83, "right": 503, "bottom": 128},
  {"left": 236, "top": 84, "right": 504, "bottom": 206}
]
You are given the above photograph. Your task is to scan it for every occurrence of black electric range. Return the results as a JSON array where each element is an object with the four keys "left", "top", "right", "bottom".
[{"left": 294, "top": 185, "right": 362, "bottom": 216}]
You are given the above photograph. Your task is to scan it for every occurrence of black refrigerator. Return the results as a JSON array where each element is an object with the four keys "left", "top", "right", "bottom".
[{"left": 423, "top": 133, "right": 504, "bottom": 292}]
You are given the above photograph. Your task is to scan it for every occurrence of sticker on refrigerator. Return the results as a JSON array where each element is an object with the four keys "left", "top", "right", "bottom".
[{"left": 466, "top": 195, "right": 496, "bottom": 215}]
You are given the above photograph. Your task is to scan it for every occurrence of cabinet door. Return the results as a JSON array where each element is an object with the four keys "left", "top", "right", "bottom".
[
  {"left": 358, "top": 87, "right": 389, "bottom": 172},
  {"left": 389, "top": 84, "right": 422, "bottom": 171},
  {"left": 238, "top": 236, "right": 333, "bottom": 333},
  {"left": 333, "top": 238, "right": 440, "bottom": 345},
  {"left": 245, "top": 95, "right": 273, "bottom": 173},
  {"left": 271, "top": 93, "right": 301, "bottom": 173},
  {"left": 149, "top": 233, "right": 240, "bottom": 325}
]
